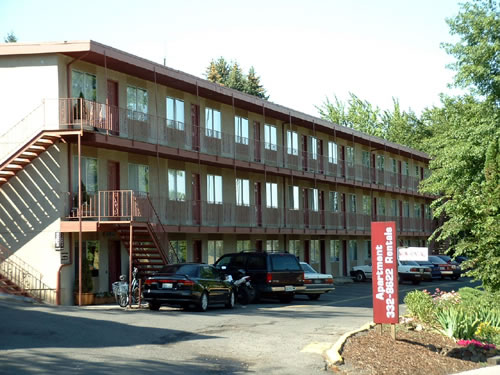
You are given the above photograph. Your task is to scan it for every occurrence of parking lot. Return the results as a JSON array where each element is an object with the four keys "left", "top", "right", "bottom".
[{"left": 0, "top": 277, "right": 475, "bottom": 375}]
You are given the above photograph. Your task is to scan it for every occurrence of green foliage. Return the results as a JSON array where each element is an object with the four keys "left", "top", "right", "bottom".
[
  {"left": 3, "top": 31, "right": 17, "bottom": 43},
  {"left": 476, "top": 322, "right": 500, "bottom": 346},
  {"left": 317, "top": 93, "right": 431, "bottom": 151},
  {"left": 442, "top": 0, "right": 499, "bottom": 104},
  {"left": 205, "top": 58, "right": 269, "bottom": 99},
  {"left": 404, "top": 290, "right": 435, "bottom": 323},
  {"left": 74, "top": 252, "right": 93, "bottom": 293},
  {"left": 435, "top": 306, "right": 482, "bottom": 339}
]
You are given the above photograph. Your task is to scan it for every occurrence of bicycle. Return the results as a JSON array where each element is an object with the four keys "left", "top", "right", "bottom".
[{"left": 112, "top": 267, "right": 142, "bottom": 308}]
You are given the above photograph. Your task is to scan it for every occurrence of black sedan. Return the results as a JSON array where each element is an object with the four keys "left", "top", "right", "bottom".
[{"left": 143, "top": 263, "right": 235, "bottom": 311}]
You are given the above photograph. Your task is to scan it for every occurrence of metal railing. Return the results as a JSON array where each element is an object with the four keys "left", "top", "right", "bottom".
[
  {"left": 0, "top": 244, "right": 56, "bottom": 303},
  {"left": 66, "top": 193, "right": 432, "bottom": 233}
]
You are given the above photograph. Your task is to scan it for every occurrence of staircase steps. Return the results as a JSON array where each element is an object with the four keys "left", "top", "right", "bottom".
[
  {"left": 0, "top": 273, "right": 34, "bottom": 298},
  {"left": 0, "top": 131, "right": 69, "bottom": 188}
]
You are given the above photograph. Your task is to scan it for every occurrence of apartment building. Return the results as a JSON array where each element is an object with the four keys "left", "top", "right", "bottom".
[{"left": 0, "top": 41, "right": 434, "bottom": 305}]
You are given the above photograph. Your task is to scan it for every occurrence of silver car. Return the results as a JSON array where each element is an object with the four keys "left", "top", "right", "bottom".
[{"left": 296, "top": 262, "right": 335, "bottom": 300}]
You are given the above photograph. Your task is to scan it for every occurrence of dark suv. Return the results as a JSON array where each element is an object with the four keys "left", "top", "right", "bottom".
[{"left": 214, "top": 252, "right": 305, "bottom": 303}]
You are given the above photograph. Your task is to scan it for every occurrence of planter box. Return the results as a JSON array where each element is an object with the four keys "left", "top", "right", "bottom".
[{"left": 73, "top": 292, "right": 95, "bottom": 306}]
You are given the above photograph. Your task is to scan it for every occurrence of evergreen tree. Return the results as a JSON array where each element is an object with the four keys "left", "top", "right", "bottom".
[
  {"left": 205, "top": 57, "right": 230, "bottom": 85},
  {"left": 245, "top": 67, "right": 269, "bottom": 99},
  {"left": 226, "top": 62, "right": 246, "bottom": 92},
  {"left": 3, "top": 32, "right": 17, "bottom": 43}
]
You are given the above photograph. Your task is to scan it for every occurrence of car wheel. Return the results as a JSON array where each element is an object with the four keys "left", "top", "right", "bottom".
[
  {"left": 149, "top": 301, "right": 160, "bottom": 311},
  {"left": 355, "top": 271, "right": 366, "bottom": 282},
  {"left": 225, "top": 290, "right": 235, "bottom": 309},
  {"left": 279, "top": 294, "right": 294, "bottom": 303},
  {"left": 198, "top": 292, "right": 209, "bottom": 312},
  {"left": 308, "top": 294, "right": 321, "bottom": 301}
]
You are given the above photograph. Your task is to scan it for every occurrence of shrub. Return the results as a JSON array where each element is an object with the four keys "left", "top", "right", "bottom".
[
  {"left": 435, "top": 305, "right": 481, "bottom": 339},
  {"left": 475, "top": 322, "right": 500, "bottom": 346},
  {"left": 404, "top": 290, "right": 434, "bottom": 323}
]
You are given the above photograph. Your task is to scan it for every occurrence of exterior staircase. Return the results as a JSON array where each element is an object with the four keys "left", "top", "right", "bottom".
[{"left": 0, "top": 130, "right": 76, "bottom": 187}]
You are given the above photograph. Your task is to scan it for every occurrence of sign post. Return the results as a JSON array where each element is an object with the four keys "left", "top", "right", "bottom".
[{"left": 371, "top": 221, "right": 398, "bottom": 339}]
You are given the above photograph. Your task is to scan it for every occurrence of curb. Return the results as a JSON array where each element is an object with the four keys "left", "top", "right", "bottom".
[{"left": 325, "top": 321, "right": 376, "bottom": 366}]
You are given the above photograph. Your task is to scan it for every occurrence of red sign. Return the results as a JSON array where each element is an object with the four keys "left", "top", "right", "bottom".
[{"left": 371, "top": 221, "right": 399, "bottom": 324}]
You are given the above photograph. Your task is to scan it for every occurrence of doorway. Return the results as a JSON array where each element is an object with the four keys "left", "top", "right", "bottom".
[
  {"left": 191, "top": 104, "right": 200, "bottom": 151},
  {"left": 254, "top": 182, "right": 262, "bottom": 226},
  {"left": 192, "top": 173, "right": 201, "bottom": 225},
  {"left": 107, "top": 161, "right": 120, "bottom": 217},
  {"left": 108, "top": 240, "right": 121, "bottom": 290},
  {"left": 107, "top": 80, "right": 119, "bottom": 135},
  {"left": 193, "top": 240, "right": 202, "bottom": 263}
]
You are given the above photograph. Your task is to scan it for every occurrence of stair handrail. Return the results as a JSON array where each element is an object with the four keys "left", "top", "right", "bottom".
[
  {"left": 0, "top": 244, "right": 56, "bottom": 303},
  {"left": 145, "top": 194, "right": 180, "bottom": 264}
]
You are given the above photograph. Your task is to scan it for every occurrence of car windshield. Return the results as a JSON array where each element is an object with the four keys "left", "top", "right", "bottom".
[
  {"left": 439, "top": 255, "right": 452, "bottom": 262},
  {"left": 270, "top": 254, "right": 301, "bottom": 271},
  {"left": 429, "top": 256, "right": 445, "bottom": 264},
  {"left": 158, "top": 264, "right": 199, "bottom": 277},
  {"left": 300, "top": 263, "right": 317, "bottom": 273}
]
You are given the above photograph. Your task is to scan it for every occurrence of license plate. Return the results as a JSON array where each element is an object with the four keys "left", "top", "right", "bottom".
[
  {"left": 314, "top": 280, "right": 322, "bottom": 284},
  {"left": 162, "top": 283, "right": 173, "bottom": 289},
  {"left": 285, "top": 285, "right": 295, "bottom": 292}
]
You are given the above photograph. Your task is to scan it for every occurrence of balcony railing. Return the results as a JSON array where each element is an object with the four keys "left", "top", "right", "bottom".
[
  {"left": 48, "top": 98, "right": 426, "bottom": 193},
  {"left": 64, "top": 192, "right": 432, "bottom": 233}
]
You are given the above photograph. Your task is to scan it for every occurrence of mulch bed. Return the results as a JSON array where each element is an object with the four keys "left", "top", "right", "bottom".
[{"left": 331, "top": 325, "right": 490, "bottom": 375}]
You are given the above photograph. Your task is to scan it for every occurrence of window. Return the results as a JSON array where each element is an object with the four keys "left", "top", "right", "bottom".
[
  {"left": 207, "top": 175, "right": 222, "bottom": 204},
  {"left": 391, "top": 158, "right": 397, "bottom": 173},
  {"left": 425, "top": 204, "right": 432, "bottom": 219},
  {"left": 168, "top": 169, "right": 186, "bottom": 201},
  {"left": 288, "top": 186, "right": 299, "bottom": 210},
  {"left": 414, "top": 203, "right": 421, "bottom": 218},
  {"left": 73, "top": 156, "right": 98, "bottom": 195},
  {"left": 403, "top": 201, "right": 410, "bottom": 217},
  {"left": 329, "top": 191, "right": 339, "bottom": 212},
  {"left": 236, "top": 178, "right": 250, "bottom": 206},
  {"left": 264, "top": 124, "right": 277, "bottom": 151},
  {"left": 237, "top": 240, "right": 251, "bottom": 252},
  {"left": 362, "top": 195, "right": 371, "bottom": 215},
  {"left": 128, "top": 163, "right": 149, "bottom": 193},
  {"left": 349, "top": 194, "right": 357, "bottom": 213},
  {"left": 378, "top": 197, "right": 386, "bottom": 216},
  {"left": 170, "top": 240, "right": 187, "bottom": 262},
  {"left": 287, "top": 130, "right": 298, "bottom": 155},
  {"left": 365, "top": 240, "right": 371, "bottom": 259},
  {"left": 235, "top": 116, "right": 249, "bottom": 145},
  {"left": 205, "top": 107, "right": 221, "bottom": 139},
  {"left": 377, "top": 155, "right": 385, "bottom": 171},
  {"left": 266, "top": 182, "right": 278, "bottom": 208},
  {"left": 72, "top": 70, "right": 96, "bottom": 101},
  {"left": 310, "top": 188, "right": 319, "bottom": 212},
  {"left": 424, "top": 168, "right": 431, "bottom": 179},
  {"left": 330, "top": 240, "right": 340, "bottom": 262},
  {"left": 266, "top": 240, "right": 279, "bottom": 252},
  {"left": 349, "top": 240, "right": 358, "bottom": 261},
  {"left": 288, "top": 240, "right": 300, "bottom": 256},
  {"left": 403, "top": 161, "right": 409, "bottom": 176},
  {"left": 310, "top": 136, "right": 317, "bottom": 160},
  {"left": 166, "top": 97, "right": 184, "bottom": 130},
  {"left": 328, "top": 141, "right": 338, "bottom": 164},
  {"left": 127, "top": 86, "right": 148, "bottom": 120},
  {"left": 207, "top": 240, "right": 223, "bottom": 265},
  {"left": 391, "top": 199, "right": 398, "bottom": 217},
  {"left": 346, "top": 146, "right": 354, "bottom": 166},
  {"left": 362, "top": 151, "right": 370, "bottom": 168},
  {"left": 415, "top": 165, "right": 420, "bottom": 178},
  {"left": 310, "top": 240, "right": 320, "bottom": 263}
]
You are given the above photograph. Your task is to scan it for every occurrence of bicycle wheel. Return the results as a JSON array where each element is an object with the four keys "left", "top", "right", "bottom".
[{"left": 119, "top": 294, "right": 128, "bottom": 307}]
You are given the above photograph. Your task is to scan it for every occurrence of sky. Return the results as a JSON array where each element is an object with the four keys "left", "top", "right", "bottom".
[{"left": 0, "top": 0, "right": 463, "bottom": 117}]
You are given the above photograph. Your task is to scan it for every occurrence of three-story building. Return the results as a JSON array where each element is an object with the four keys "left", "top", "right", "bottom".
[{"left": 0, "top": 41, "right": 434, "bottom": 305}]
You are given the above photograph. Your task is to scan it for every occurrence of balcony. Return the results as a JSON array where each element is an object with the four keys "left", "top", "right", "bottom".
[
  {"left": 63, "top": 191, "right": 433, "bottom": 235},
  {"left": 49, "top": 98, "right": 426, "bottom": 194}
]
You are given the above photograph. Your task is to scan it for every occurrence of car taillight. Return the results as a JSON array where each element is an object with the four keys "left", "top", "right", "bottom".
[
  {"left": 304, "top": 279, "right": 312, "bottom": 284},
  {"left": 410, "top": 268, "right": 418, "bottom": 272},
  {"left": 177, "top": 280, "right": 195, "bottom": 286},
  {"left": 144, "top": 279, "right": 155, "bottom": 285},
  {"left": 266, "top": 273, "right": 272, "bottom": 283},
  {"left": 326, "top": 278, "right": 334, "bottom": 284}
]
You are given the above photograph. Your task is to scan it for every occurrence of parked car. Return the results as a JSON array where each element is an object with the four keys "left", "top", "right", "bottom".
[
  {"left": 143, "top": 263, "right": 235, "bottom": 311},
  {"left": 214, "top": 252, "right": 305, "bottom": 303},
  {"left": 296, "top": 262, "right": 335, "bottom": 300},
  {"left": 437, "top": 254, "right": 462, "bottom": 277},
  {"left": 350, "top": 260, "right": 431, "bottom": 285},
  {"left": 428, "top": 255, "right": 460, "bottom": 280},
  {"left": 416, "top": 261, "right": 441, "bottom": 280}
]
